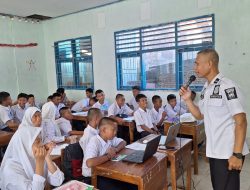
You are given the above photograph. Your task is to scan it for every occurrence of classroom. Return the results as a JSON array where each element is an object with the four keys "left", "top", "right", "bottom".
[{"left": 0, "top": 0, "right": 249, "bottom": 189}]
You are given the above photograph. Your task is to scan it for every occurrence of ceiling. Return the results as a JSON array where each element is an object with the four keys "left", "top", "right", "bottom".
[{"left": 0, "top": 0, "right": 123, "bottom": 18}]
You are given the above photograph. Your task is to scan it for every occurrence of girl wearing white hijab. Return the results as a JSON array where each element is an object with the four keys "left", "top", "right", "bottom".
[
  {"left": 0, "top": 107, "right": 64, "bottom": 190},
  {"left": 41, "top": 102, "right": 68, "bottom": 144}
]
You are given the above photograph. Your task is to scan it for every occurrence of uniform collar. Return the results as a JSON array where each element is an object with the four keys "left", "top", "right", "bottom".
[
  {"left": 139, "top": 107, "right": 147, "bottom": 113},
  {"left": 86, "top": 125, "right": 98, "bottom": 134},
  {"left": 17, "top": 104, "right": 26, "bottom": 110},
  {"left": 204, "top": 73, "right": 224, "bottom": 88},
  {"left": 115, "top": 102, "right": 124, "bottom": 109},
  {"left": 0, "top": 105, "right": 10, "bottom": 110},
  {"left": 97, "top": 135, "right": 111, "bottom": 147}
]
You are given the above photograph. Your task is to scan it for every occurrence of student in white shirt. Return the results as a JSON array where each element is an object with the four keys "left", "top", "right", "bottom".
[
  {"left": 82, "top": 117, "right": 126, "bottom": 184},
  {"left": 26, "top": 94, "right": 39, "bottom": 108},
  {"left": 71, "top": 88, "right": 93, "bottom": 112},
  {"left": 134, "top": 94, "right": 159, "bottom": 138},
  {"left": 52, "top": 93, "right": 65, "bottom": 119},
  {"left": 0, "top": 107, "right": 64, "bottom": 190},
  {"left": 92, "top": 89, "right": 109, "bottom": 115},
  {"left": 56, "top": 107, "right": 83, "bottom": 137},
  {"left": 56, "top": 87, "right": 70, "bottom": 106},
  {"left": 11, "top": 93, "right": 28, "bottom": 124},
  {"left": 150, "top": 95, "right": 167, "bottom": 134},
  {"left": 41, "top": 102, "right": 70, "bottom": 144},
  {"left": 79, "top": 108, "right": 103, "bottom": 153},
  {"left": 0, "top": 91, "right": 18, "bottom": 132},
  {"left": 128, "top": 86, "right": 140, "bottom": 111},
  {"left": 164, "top": 94, "right": 187, "bottom": 122}
]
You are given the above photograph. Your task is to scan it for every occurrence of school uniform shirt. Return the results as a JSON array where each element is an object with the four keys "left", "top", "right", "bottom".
[
  {"left": 129, "top": 97, "right": 139, "bottom": 110},
  {"left": 164, "top": 103, "right": 187, "bottom": 122},
  {"left": 79, "top": 125, "right": 99, "bottom": 153},
  {"left": 82, "top": 135, "right": 124, "bottom": 177},
  {"left": 62, "top": 95, "right": 69, "bottom": 105},
  {"left": 108, "top": 102, "right": 133, "bottom": 117},
  {"left": 55, "top": 103, "right": 65, "bottom": 119},
  {"left": 0, "top": 107, "right": 64, "bottom": 190},
  {"left": 0, "top": 105, "right": 13, "bottom": 130},
  {"left": 11, "top": 104, "right": 27, "bottom": 124},
  {"left": 150, "top": 107, "right": 166, "bottom": 125},
  {"left": 55, "top": 117, "right": 72, "bottom": 137},
  {"left": 92, "top": 100, "right": 109, "bottom": 111},
  {"left": 199, "top": 73, "right": 249, "bottom": 159},
  {"left": 71, "top": 98, "right": 89, "bottom": 112},
  {"left": 134, "top": 108, "right": 154, "bottom": 133}
]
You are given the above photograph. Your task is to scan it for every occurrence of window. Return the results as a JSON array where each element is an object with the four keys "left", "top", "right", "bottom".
[
  {"left": 54, "top": 36, "right": 94, "bottom": 89},
  {"left": 115, "top": 14, "right": 214, "bottom": 90}
]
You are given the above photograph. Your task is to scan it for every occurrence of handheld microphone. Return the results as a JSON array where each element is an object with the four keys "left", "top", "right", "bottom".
[{"left": 184, "top": 75, "right": 196, "bottom": 89}]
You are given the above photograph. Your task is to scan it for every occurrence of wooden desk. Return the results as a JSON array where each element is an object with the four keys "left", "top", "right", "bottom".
[
  {"left": 72, "top": 115, "right": 88, "bottom": 123},
  {"left": 158, "top": 138, "right": 192, "bottom": 190},
  {"left": 164, "top": 121, "right": 205, "bottom": 175},
  {"left": 0, "top": 131, "right": 14, "bottom": 147},
  {"left": 92, "top": 149, "right": 168, "bottom": 190}
]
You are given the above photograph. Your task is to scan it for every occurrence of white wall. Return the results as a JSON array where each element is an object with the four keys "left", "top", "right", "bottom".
[
  {"left": 0, "top": 19, "right": 48, "bottom": 102},
  {"left": 43, "top": 0, "right": 250, "bottom": 138}
]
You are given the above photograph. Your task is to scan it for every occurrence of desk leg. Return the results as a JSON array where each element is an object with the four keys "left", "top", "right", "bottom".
[
  {"left": 170, "top": 158, "right": 177, "bottom": 190},
  {"left": 186, "top": 166, "right": 191, "bottom": 190},
  {"left": 129, "top": 124, "right": 134, "bottom": 143},
  {"left": 138, "top": 179, "right": 144, "bottom": 190},
  {"left": 193, "top": 135, "right": 198, "bottom": 175}
]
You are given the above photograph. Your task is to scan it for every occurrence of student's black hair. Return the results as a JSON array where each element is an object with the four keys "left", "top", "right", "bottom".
[
  {"left": 56, "top": 88, "right": 65, "bottom": 94},
  {"left": 115, "top": 94, "right": 124, "bottom": 100},
  {"left": 152, "top": 95, "right": 161, "bottom": 103},
  {"left": 47, "top": 95, "right": 53, "bottom": 100},
  {"left": 90, "top": 96, "right": 98, "bottom": 103},
  {"left": 0, "top": 91, "right": 10, "bottom": 104},
  {"left": 52, "top": 92, "right": 62, "bottom": 99},
  {"left": 95, "top": 89, "right": 103, "bottom": 96},
  {"left": 59, "top": 106, "right": 70, "bottom": 115},
  {"left": 17, "top": 93, "right": 28, "bottom": 100},
  {"left": 86, "top": 88, "right": 93, "bottom": 93},
  {"left": 135, "top": 94, "right": 147, "bottom": 102},
  {"left": 99, "top": 117, "right": 118, "bottom": 127},
  {"left": 132, "top": 86, "right": 140, "bottom": 91},
  {"left": 87, "top": 108, "right": 102, "bottom": 121},
  {"left": 167, "top": 94, "right": 176, "bottom": 102},
  {"left": 28, "top": 94, "right": 34, "bottom": 98}
]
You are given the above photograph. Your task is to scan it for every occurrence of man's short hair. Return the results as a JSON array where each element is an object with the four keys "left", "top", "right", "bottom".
[
  {"left": 197, "top": 48, "right": 219, "bottom": 65},
  {"left": 132, "top": 86, "right": 140, "bottom": 91},
  {"left": 135, "top": 94, "right": 147, "bottom": 102},
  {"left": 152, "top": 95, "right": 161, "bottom": 103},
  {"left": 167, "top": 94, "right": 176, "bottom": 102}
]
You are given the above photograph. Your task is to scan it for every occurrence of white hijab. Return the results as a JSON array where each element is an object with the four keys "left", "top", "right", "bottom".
[
  {"left": 0, "top": 107, "right": 43, "bottom": 188},
  {"left": 42, "top": 101, "right": 61, "bottom": 136}
]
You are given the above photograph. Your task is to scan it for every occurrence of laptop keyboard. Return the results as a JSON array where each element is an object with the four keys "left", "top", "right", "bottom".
[{"left": 124, "top": 151, "right": 144, "bottom": 162}]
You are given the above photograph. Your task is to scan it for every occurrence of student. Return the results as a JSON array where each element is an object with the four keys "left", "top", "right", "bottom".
[
  {"left": 134, "top": 94, "right": 159, "bottom": 138},
  {"left": 108, "top": 94, "right": 133, "bottom": 124},
  {"left": 56, "top": 107, "right": 83, "bottom": 137},
  {"left": 89, "top": 96, "right": 98, "bottom": 107},
  {"left": 47, "top": 95, "right": 53, "bottom": 102},
  {"left": 164, "top": 94, "right": 187, "bottom": 122},
  {"left": 0, "top": 107, "right": 64, "bottom": 190},
  {"left": 0, "top": 91, "right": 18, "bottom": 132},
  {"left": 92, "top": 89, "right": 109, "bottom": 115},
  {"left": 11, "top": 93, "right": 28, "bottom": 124},
  {"left": 128, "top": 86, "right": 140, "bottom": 111},
  {"left": 71, "top": 88, "right": 94, "bottom": 112},
  {"left": 52, "top": 92, "right": 65, "bottom": 119},
  {"left": 79, "top": 108, "right": 103, "bottom": 153},
  {"left": 41, "top": 101, "right": 69, "bottom": 144},
  {"left": 82, "top": 117, "right": 126, "bottom": 183},
  {"left": 56, "top": 87, "right": 70, "bottom": 105},
  {"left": 150, "top": 95, "right": 167, "bottom": 134},
  {"left": 26, "top": 94, "right": 38, "bottom": 108}
]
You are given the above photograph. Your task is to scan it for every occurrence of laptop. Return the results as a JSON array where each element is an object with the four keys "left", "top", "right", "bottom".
[
  {"left": 122, "top": 134, "right": 161, "bottom": 163},
  {"left": 159, "top": 122, "right": 181, "bottom": 146}
]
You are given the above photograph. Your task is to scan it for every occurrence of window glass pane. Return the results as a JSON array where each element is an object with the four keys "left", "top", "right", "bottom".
[
  {"left": 118, "top": 56, "right": 141, "bottom": 88},
  {"left": 60, "top": 62, "right": 74, "bottom": 86},
  {"left": 79, "top": 61, "right": 94, "bottom": 88},
  {"left": 143, "top": 50, "right": 176, "bottom": 89},
  {"left": 57, "top": 41, "right": 72, "bottom": 59}
]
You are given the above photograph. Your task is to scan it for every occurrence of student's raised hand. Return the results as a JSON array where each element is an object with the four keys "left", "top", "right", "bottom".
[
  {"left": 179, "top": 87, "right": 192, "bottom": 101},
  {"left": 45, "top": 142, "right": 56, "bottom": 159},
  {"left": 34, "top": 146, "right": 46, "bottom": 163}
]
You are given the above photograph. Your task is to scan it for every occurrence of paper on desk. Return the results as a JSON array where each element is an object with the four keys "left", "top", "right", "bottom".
[
  {"left": 50, "top": 143, "right": 69, "bottom": 155},
  {"left": 72, "top": 111, "right": 88, "bottom": 116},
  {"left": 123, "top": 116, "right": 134, "bottom": 122},
  {"left": 159, "top": 136, "right": 167, "bottom": 145},
  {"left": 180, "top": 113, "right": 196, "bottom": 123},
  {"left": 125, "top": 142, "right": 146, "bottom": 151}
]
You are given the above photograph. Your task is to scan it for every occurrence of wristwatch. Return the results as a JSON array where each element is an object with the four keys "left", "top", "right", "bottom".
[{"left": 233, "top": 152, "right": 243, "bottom": 159}]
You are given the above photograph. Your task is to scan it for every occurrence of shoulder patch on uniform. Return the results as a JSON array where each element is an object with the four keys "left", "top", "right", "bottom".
[{"left": 225, "top": 87, "right": 238, "bottom": 100}]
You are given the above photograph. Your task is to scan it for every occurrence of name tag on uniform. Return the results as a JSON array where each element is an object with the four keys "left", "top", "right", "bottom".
[{"left": 210, "top": 85, "right": 222, "bottom": 99}]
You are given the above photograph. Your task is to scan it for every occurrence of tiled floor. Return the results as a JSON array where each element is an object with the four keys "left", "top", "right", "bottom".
[{"left": 168, "top": 154, "right": 250, "bottom": 190}]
